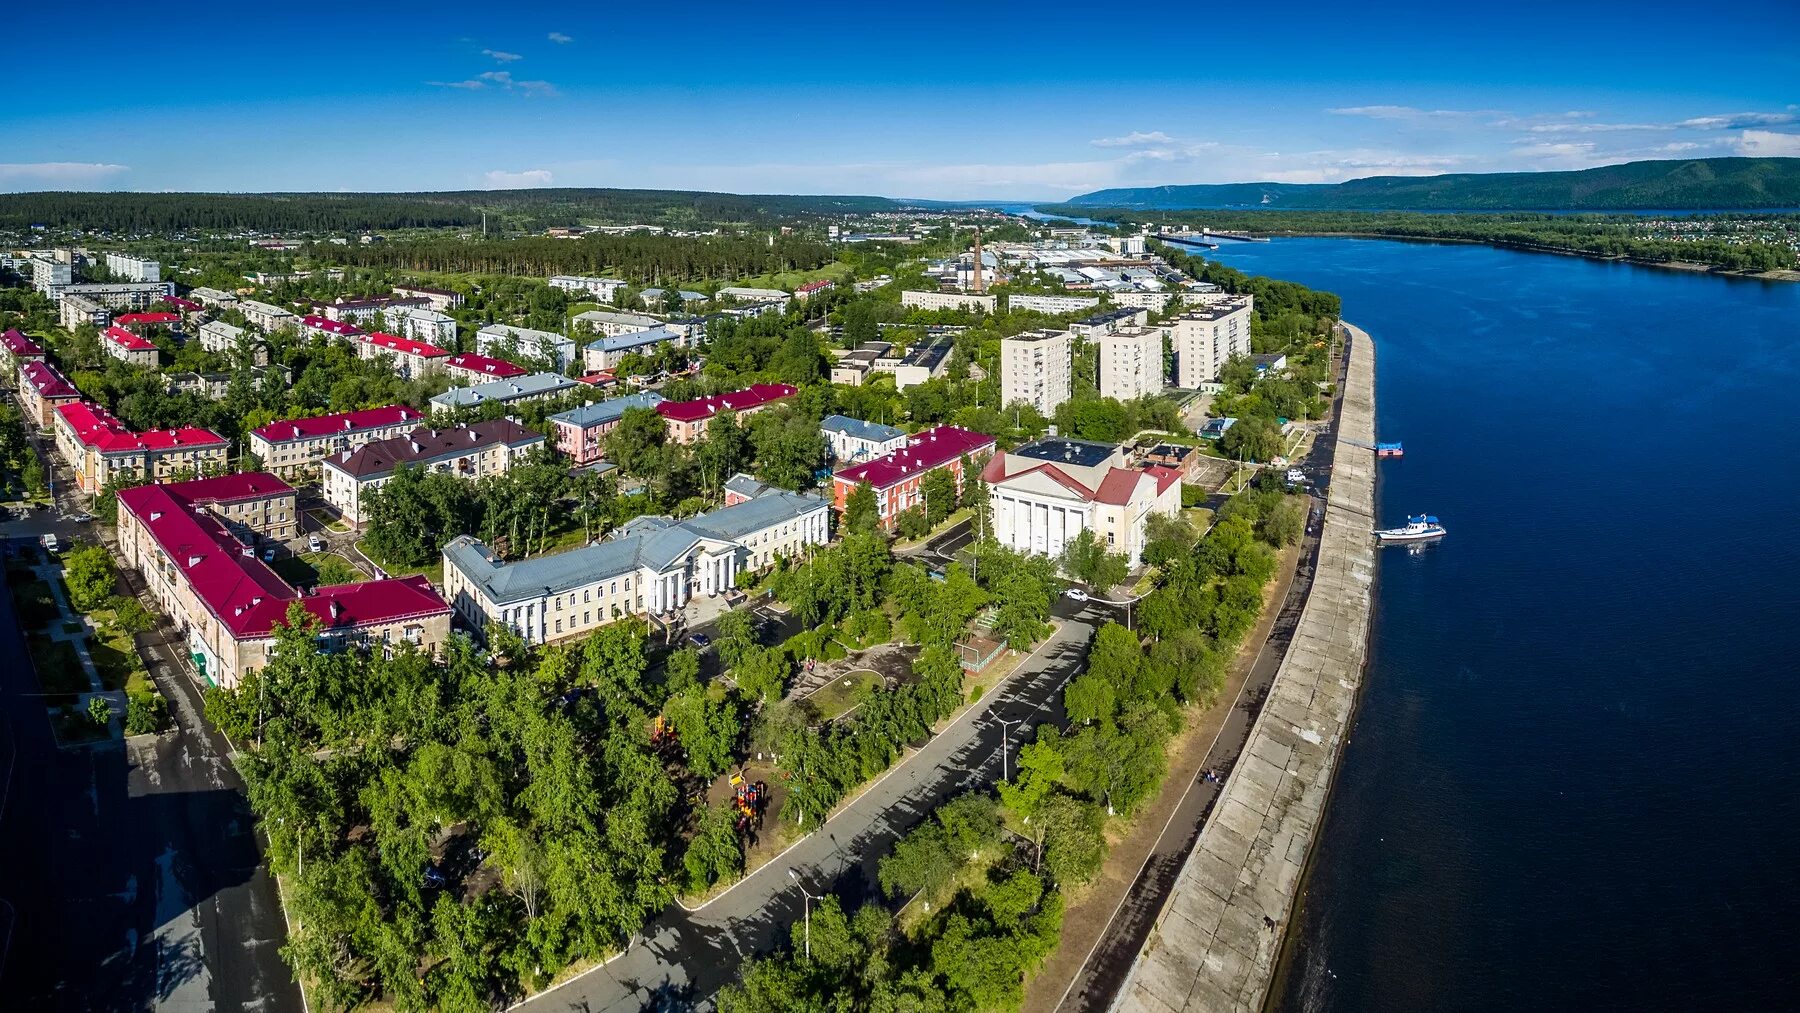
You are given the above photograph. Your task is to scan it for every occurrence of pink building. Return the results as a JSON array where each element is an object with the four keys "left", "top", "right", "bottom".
[
  {"left": 548, "top": 393, "right": 664, "bottom": 465},
  {"left": 655, "top": 383, "right": 797, "bottom": 444}
]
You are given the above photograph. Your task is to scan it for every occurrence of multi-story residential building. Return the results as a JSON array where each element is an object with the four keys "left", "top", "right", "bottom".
[
  {"left": 356, "top": 331, "right": 450, "bottom": 378},
  {"left": 638, "top": 288, "right": 706, "bottom": 309},
  {"left": 548, "top": 392, "right": 665, "bottom": 466},
  {"left": 105, "top": 252, "right": 160, "bottom": 282},
  {"left": 820, "top": 414, "right": 907, "bottom": 464},
  {"left": 572, "top": 308, "right": 663, "bottom": 337},
  {"left": 443, "top": 484, "right": 829, "bottom": 644},
  {"left": 1000, "top": 328, "right": 1074, "bottom": 417},
  {"left": 1071, "top": 307, "right": 1149, "bottom": 338},
  {"left": 1112, "top": 290, "right": 1176, "bottom": 313},
  {"left": 238, "top": 299, "right": 297, "bottom": 333},
  {"left": 444, "top": 352, "right": 527, "bottom": 384},
  {"left": 832, "top": 425, "right": 994, "bottom": 529},
  {"left": 248, "top": 405, "right": 425, "bottom": 479},
  {"left": 58, "top": 292, "right": 110, "bottom": 330},
  {"left": 389, "top": 306, "right": 458, "bottom": 347},
  {"left": 901, "top": 290, "right": 997, "bottom": 313},
  {"left": 1096, "top": 326, "right": 1166, "bottom": 401},
  {"left": 102, "top": 325, "right": 160, "bottom": 368},
  {"left": 983, "top": 437, "right": 1181, "bottom": 568},
  {"left": 53, "top": 401, "right": 228, "bottom": 494},
  {"left": 322, "top": 419, "right": 544, "bottom": 526},
  {"left": 392, "top": 284, "right": 464, "bottom": 311},
  {"left": 1172, "top": 295, "right": 1253, "bottom": 387},
  {"left": 3, "top": 328, "right": 46, "bottom": 371},
  {"left": 300, "top": 314, "right": 363, "bottom": 342},
  {"left": 794, "top": 278, "right": 834, "bottom": 301},
  {"left": 31, "top": 257, "right": 72, "bottom": 296},
  {"left": 1008, "top": 293, "right": 1100, "bottom": 315},
  {"left": 321, "top": 296, "right": 431, "bottom": 327},
  {"left": 51, "top": 281, "right": 173, "bottom": 308},
  {"left": 189, "top": 287, "right": 238, "bottom": 309},
  {"left": 716, "top": 285, "right": 788, "bottom": 306},
  {"left": 114, "top": 311, "right": 181, "bottom": 331},
  {"left": 874, "top": 340, "right": 954, "bottom": 390},
  {"left": 548, "top": 275, "right": 627, "bottom": 301},
  {"left": 656, "top": 383, "right": 797, "bottom": 444},
  {"left": 17, "top": 360, "right": 83, "bottom": 427},
  {"left": 165, "top": 365, "right": 290, "bottom": 400},
  {"left": 428, "top": 371, "right": 582, "bottom": 416},
  {"left": 476, "top": 324, "right": 577, "bottom": 372},
  {"left": 583, "top": 327, "right": 682, "bottom": 372},
  {"left": 116, "top": 474, "right": 450, "bottom": 689},
  {"left": 198, "top": 319, "right": 258, "bottom": 360}
]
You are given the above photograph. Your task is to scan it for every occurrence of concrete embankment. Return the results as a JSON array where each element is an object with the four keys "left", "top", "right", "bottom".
[{"left": 1109, "top": 323, "right": 1379, "bottom": 1013}]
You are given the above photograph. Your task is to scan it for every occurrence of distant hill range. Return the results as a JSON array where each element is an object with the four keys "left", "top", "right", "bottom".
[{"left": 1060, "top": 158, "right": 1800, "bottom": 211}]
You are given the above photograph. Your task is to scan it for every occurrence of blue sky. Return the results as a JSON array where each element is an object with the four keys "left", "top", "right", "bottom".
[{"left": 3, "top": 0, "right": 1796, "bottom": 199}]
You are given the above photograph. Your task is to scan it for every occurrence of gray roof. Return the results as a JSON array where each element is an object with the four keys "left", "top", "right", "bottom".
[
  {"left": 1015, "top": 437, "right": 1117, "bottom": 468},
  {"left": 585, "top": 327, "right": 680, "bottom": 354},
  {"left": 548, "top": 392, "right": 664, "bottom": 429},
  {"left": 430, "top": 371, "right": 580, "bottom": 409},
  {"left": 445, "top": 486, "right": 828, "bottom": 605},
  {"left": 821, "top": 414, "right": 905, "bottom": 444},
  {"left": 324, "top": 420, "right": 544, "bottom": 480},
  {"left": 722, "top": 472, "right": 779, "bottom": 501}
]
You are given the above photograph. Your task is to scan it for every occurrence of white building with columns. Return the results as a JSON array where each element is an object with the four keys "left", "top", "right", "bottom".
[
  {"left": 441, "top": 485, "right": 830, "bottom": 645},
  {"left": 981, "top": 437, "right": 1181, "bottom": 568}
]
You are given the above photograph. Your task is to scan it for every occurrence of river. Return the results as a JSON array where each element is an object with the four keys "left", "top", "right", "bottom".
[{"left": 1192, "top": 238, "right": 1800, "bottom": 1011}]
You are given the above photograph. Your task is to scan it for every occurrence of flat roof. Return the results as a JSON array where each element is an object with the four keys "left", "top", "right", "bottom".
[{"left": 1013, "top": 437, "right": 1117, "bottom": 469}]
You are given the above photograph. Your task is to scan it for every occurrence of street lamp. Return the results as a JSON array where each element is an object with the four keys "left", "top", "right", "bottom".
[
  {"left": 787, "top": 868, "right": 817, "bottom": 960},
  {"left": 997, "top": 717, "right": 1024, "bottom": 782}
]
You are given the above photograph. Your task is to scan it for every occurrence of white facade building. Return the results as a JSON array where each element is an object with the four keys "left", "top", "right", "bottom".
[
  {"left": 198, "top": 320, "right": 246, "bottom": 355},
  {"left": 901, "top": 290, "right": 997, "bottom": 313},
  {"left": 390, "top": 306, "right": 458, "bottom": 346},
  {"left": 983, "top": 438, "right": 1181, "bottom": 568},
  {"left": 1172, "top": 295, "right": 1253, "bottom": 387},
  {"left": 548, "top": 275, "right": 628, "bottom": 301},
  {"left": 31, "top": 257, "right": 72, "bottom": 297},
  {"left": 476, "top": 324, "right": 577, "bottom": 371},
  {"left": 1112, "top": 290, "right": 1176, "bottom": 313},
  {"left": 238, "top": 299, "right": 296, "bottom": 333},
  {"left": 322, "top": 419, "right": 544, "bottom": 526},
  {"left": 58, "top": 293, "right": 109, "bottom": 330},
  {"left": 1008, "top": 293, "right": 1101, "bottom": 315},
  {"left": 105, "top": 252, "right": 161, "bottom": 283},
  {"left": 573, "top": 308, "right": 664, "bottom": 338},
  {"left": 1000, "top": 328, "right": 1073, "bottom": 417},
  {"left": 190, "top": 287, "right": 239, "bottom": 309},
  {"left": 1096, "top": 327, "right": 1165, "bottom": 402}
]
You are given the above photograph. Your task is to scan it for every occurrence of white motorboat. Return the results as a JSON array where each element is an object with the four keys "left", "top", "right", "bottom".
[{"left": 1375, "top": 514, "right": 1446, "bottom": 543}]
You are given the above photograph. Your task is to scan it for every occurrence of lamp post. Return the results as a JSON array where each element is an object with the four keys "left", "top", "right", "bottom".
[
  {"left": 997, "top": 717, "right": 1024, "bottom": 782},
  {"left": 787, "top": 868, "right": 817, "bottom": 960}
]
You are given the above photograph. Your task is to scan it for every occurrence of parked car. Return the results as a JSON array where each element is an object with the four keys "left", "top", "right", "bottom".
[
  {"left": 308, "top": 534, "right": 323, "bottom": 552},
  {"left": 686, "top": 632, "right": 712, "bottom": 648},
  {"left": 39, "top": 533, "right": 59, "bottom": 553},
  {"left": 262, "top": 547, "right": 278, "bottom": 562},
  {"left": 1063, "top": 587, "right": 1089, "bottom": 601},
  {"left": 67, "top": 511, "right": 95, "bottom": 523}
]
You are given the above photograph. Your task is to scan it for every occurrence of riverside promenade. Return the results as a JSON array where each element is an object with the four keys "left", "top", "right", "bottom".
[{"left": 1110, "top": 322, "right": 1379, "bottom": 1013}]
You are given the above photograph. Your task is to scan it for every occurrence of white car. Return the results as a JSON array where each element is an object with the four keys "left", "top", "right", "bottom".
[
  {"left": 1063, "top": 587, "right": 1089, "bottom": 601},
  {"left": 39, "top": 533, "right": 59, "bottom": 553},
  {"left": 308, "top": 534, "right": 323, "bottom": 552}
]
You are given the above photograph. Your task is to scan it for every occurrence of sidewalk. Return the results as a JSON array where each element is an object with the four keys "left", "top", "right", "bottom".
[{"left": 28, "top": 556, "right": 124, "bottom": 742}]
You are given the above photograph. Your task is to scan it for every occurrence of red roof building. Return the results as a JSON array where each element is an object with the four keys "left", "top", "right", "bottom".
[
  {"left": 103, "top": 325, "right": 161, "bottom": 367},
  {"left": 446, "top": 352, "right": 528, "bottom": 382},
  {"left": 248, "top": 404, "right": 426, "bottom": 479},
  {"left": 300, "top": 314, "right": 364, "bottom": 340},
  {"left": 52, "top": 401, "right": 229, "bottom": 494},
  {"left": 795, "top": 278, "right": 835, "bottom": 300},
  {"left": 114, "top": 311, "right": 182, "bottom": 328},
  {"left": 356, "top": 331, "right": 450, "bottom": 378},
  {"left": 3, "top": 327, "right": 46, "bottom": 363},
  {"left": 116, "top": 474, "right": 451, "bottom": 688},
  {"left": 656, "top": 383, "right": 797, "bottom": 444},
  {"left": 831, "top": 425, "right": 994, "bottom": 528},
  {"left": 980, "top": 438, "right": 1183, "bottom": 568},
  {"left": 157, "top": 296, "right": 202, "bottom": 313},
  {"left": 17, "top": 360, "right": 82, "bottom": 426}
]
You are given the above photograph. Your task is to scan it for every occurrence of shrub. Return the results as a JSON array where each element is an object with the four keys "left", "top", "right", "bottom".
[{"left": 126, "top": 691, "right": 170, "bottom": 735}]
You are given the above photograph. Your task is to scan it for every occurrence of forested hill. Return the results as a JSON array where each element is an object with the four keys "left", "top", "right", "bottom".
[
  {"left": 1060, "top": 158, "right": 1800, "bottom": 211},
  {"left": 0, "top": 188, "right": 906, "bottom": 233}
]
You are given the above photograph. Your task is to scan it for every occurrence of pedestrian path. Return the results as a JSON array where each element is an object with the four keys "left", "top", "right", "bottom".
[{"left": 29, "top": 557, "right": 124, "bottom": 740}]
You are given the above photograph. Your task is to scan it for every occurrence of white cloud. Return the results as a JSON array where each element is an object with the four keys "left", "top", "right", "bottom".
[
  {"left": 0, "top": 162, "right": 130, "bottom": 188},
  {"left": 1679, "top": 111, "right": 1795, "bottom": 130},
  {"left": 1326, "top": 105, "right": 1475, "bottom": 121},
  {"left": 547, "top": 32, "right": 573, "bottom": 43},
  {"left": 1524, "top": 121, "right": 1670, "bottom": 133},
  {"left": 429, "top": 79, "right": 485, "bottom": 90},
  {"left": 482, "top": 49, "right": 522, "bottom": 63},
  {"left": 434, "top": 71, "right": 558, "bottom": 96},
  {"left": 484, "top": 169, "right": 554, "bottom": 188},
  {"left": 1733, "top": 130, "right": 1800, "bottom": 156},
  {"left": 1091, "top": 131, "right": 1174, "bottom": 148}
]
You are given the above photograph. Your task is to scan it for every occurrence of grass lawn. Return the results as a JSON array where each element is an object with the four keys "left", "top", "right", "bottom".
[
  {"left": 28, "top": 637, "right": 87, "bottom": 694},
  {"left": 274, "top": 551, "right": 364, "bottom": 587},
  {"left": 14, "top": 578, "right": 62, "bottom": 627},
  {"left": 306, "top": 508, "right": 350, "bottom": 534},
  {"left": 88, "top": 620, "right": 147, "bottom": 692},
  {"left": 354, "top": 539, "right": 444, "bottom": 588},
  {"left": 729, "top": 263, "right": 855, "bottom": 293},
  {"left": 801, "top": 669, "right": 883, "bottom": 723}
]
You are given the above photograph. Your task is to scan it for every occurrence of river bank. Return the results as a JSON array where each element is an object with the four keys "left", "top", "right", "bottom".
[
  {"left": 1224, "top": 231, "right": 1800, "bottom": 281},
  {"left": 1110, "top": 323, "right": 1378, "bottom": 1013}
]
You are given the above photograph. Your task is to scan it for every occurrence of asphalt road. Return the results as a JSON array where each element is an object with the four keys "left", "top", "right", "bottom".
[
  {"left": 0, "top": 540, "right": 301, "bottom": 1012},
  {"left": 518, "top": 595, "right": 1109, "bottom": 1012}
]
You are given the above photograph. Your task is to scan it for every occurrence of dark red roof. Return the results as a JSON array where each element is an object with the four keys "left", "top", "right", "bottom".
[
  {"left": 446, "top": 352, "right": 527, "bottom": 379},
  {"left": 251, "top": 404, "right": 423, "bottom": 444},
  {"left": 796, "top": 279, "right": 834, "bottom": 293},
  {"left": 20, "top": 360, "right": 80, "bottom": 399},
  {"left": 300, "top": 315, "right": 363, "bottom": 337},
  {"left": 833, "top": 425, "right": 994, "bottom": 491},
  {"left": 4, "top": 328, "right": 46, "bottom": 357},
  {"left": 56, "top": 401, "right": 226, "bottom": 454},
  {"left": 158, "top": 296, "right": 202, "bottom": 312},
  {"left": 114, "top": 312, "right": 181, "bottom": 327},
  {"left": 104, "top": 325, "right": 158, "bottom": 351},
  {"left": 360, "top": 331, "right": 449, "bottom": 358},
  {"left": 655, "top": 383, "right": 796, "bottom": 423},
  {"left": 981, "top": 453, "right": 1097, "bottom": 499},
  {"left": 1094, "top": 467, "right": 1146, "bottom": 506},
  {"left": 118, "top": 478, "right": 448, "bottom": 640},
  {"left": 160, "top": 471, "right": 295, "bottom": 505}
]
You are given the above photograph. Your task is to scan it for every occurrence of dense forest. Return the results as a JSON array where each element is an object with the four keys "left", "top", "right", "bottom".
[
  {"left": 0, "top": 188, "right": 907, "bottom": 234},
  {"left": 315, "top": 233, "right": 842, "bottom": 283},
  {"left": 1060, "top": 157, "right": 1800, "bottom": 211}
]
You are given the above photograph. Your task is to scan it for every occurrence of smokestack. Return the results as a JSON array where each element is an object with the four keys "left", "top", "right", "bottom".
[{"left": 972, "top": 227, "right": 985, "bottom": 294}]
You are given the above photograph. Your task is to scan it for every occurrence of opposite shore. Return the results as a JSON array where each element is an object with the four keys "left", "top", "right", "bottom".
[{"left": 1218, "top": 231, "right": 1800, "bottom": 282}]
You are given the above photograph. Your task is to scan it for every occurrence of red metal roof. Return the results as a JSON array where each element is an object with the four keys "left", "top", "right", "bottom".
[
  {"left": 158, "top": 296, "right": 201, "bottom": 312},
  {"left": 1142, "top": 464, "right": 1183, "bottom": 494},
  {"left": 20, "top": 360, "right": 80, "bottom": 398},
  {"left": 796, "top": 279, "right": 834, "bottom": 293},
  {"left": 160, "top": 471, "right": 295, "bottom": 505},
  {"left": 655, "top": 383, "right": 796, "bottom": 423},
  {"left": 446, "top": 352, "right": 527, "bottom": 379},
  {"left": 251, "top": 404, "right": 423, "bottom": 444},
  {"left": 55, "top": 401, "right": 227, "bottom": 454},
  {"left": 360, "top": 331, "right": 449, "bottom": 358},
  {"left": 1094, "top": 467, "right": 1146, "bottom": 506},
  {"left": 104, "top": 325, "right": 159, "bottom": 351},
  {"left": 4, "top": 328, "right": 45, "bottom": 357},
  {"left": 118, "top": 478, "right": 448, "bottom": 640},
  {"left": 833, "top": 425, "right": 994, "bottom": 491},
  {"left": 300, "top": 315, "right": 363, "bottom": 337},
  {"left": 114, "top": 312, "right": 182, "bottom": 327}
]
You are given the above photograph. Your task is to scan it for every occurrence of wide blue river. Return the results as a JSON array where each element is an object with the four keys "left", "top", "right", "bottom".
[{"left": 1197, "top": 238, "right": 1800, "bottom": 1011}]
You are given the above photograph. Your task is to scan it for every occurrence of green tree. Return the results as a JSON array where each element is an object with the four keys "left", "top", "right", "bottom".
[
  {"left": 843, "top": 481, "right": 878, "bottom": 537},
  {"left": 664, "top": 686, "right": 742, "bottom": 780},
  {"left": 87, "top": 695, "right": 112, "bottom": 727},
  {"left": 62, "top": 543, "right": 117, "bottom": 612},
  {"left": 921, "top": 466, "right": 957, "bottom": 527},
  {"left": 683, "top": 803, "right": 745, "bottom": 891},
  {"left": 1058, "top": 528, "right": 1129, "bottom": 591}
]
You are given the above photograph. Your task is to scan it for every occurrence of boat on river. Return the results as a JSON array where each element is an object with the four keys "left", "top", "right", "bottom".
[{"left": 1375, "top": 514, "right": 1446, "bottom": 543}]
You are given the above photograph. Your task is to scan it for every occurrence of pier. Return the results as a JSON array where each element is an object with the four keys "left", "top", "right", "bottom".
[{"left": 1109, "top": 322, "right": 1378, "bottom": 1013}]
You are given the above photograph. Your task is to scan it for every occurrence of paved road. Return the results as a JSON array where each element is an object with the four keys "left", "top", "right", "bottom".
[
  {"left": 518, "top": 596, "right": 1109, "bottom": 1012},
  {"left": 0, "top": 540, "right": 301, "bottom": 1012}
]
